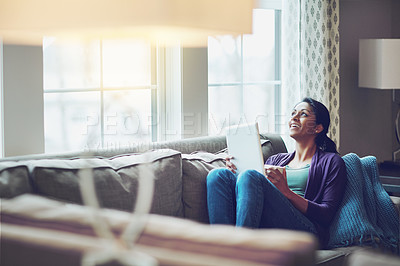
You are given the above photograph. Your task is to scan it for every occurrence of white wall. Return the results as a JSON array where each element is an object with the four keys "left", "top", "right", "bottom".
[
  {"left": 339, "top": 0, "right": 399, "bottom": 163},
  {"left": 2, "top": 44, "right": 44, "bottom": 157},
  {"left": 181, "top": 47, "right": 208, "bottom": 138}
]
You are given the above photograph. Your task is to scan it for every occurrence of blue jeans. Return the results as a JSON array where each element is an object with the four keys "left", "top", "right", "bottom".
[{"left": 206, "top": 168, "right": 317, "bottom": 235}]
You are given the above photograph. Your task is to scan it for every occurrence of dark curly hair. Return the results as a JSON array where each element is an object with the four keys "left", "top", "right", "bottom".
[{"left": 301, "top": 97, "right": 338, "bottom": 154}]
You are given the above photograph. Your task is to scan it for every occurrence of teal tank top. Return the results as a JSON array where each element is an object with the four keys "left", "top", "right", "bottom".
[{"left": 285, "top": 164, "right": 310, "bottom": 197}]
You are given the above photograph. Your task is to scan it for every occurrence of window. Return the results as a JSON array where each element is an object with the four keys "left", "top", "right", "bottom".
[
  {"left": 208, "top": 6, "right": 281, "bottom": 135},
  {"left": 43, "top": 38, "right": 159, "bottom": 153}
]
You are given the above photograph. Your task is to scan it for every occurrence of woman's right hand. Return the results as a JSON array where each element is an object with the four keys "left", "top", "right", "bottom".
[{"left": 225, "top": 156, "right": 237, "bottom": 173}]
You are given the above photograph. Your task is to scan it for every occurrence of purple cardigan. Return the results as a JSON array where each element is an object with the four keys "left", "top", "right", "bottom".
[{"left": 265, "top": 149, "right": 347, "bottom": 245}]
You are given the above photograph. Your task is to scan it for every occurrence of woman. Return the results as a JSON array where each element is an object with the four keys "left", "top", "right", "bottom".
[{"left": 206, "top": 97, "right": 347, "bottom": 247}]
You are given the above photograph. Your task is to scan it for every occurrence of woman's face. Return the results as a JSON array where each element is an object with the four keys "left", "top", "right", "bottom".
[{"left": 288, "top": 102, "right": 322, "bottom": 140}]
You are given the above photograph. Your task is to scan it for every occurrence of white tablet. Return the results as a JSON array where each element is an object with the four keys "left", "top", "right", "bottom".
[{"left": 226, "top": 122, "right": 265, "bottom": 175}]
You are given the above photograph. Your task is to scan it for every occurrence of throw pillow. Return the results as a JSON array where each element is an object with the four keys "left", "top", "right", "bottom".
[
  {"left": 0, "top": 162, "right": 32, "bottom": 198},
  {"left": 181, "top": 152, "right": 227, "bottom": 223},
  {"left": 30, "top": 149, "right": 183, "bottom": 217}
]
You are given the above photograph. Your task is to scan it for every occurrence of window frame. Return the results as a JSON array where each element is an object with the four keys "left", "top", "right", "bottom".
[
  {"left": 43, "top": 39, "right": 161, "bottom": 152},
  {"left": 208, "top": 4, "right": 282, "bottom": 133}
]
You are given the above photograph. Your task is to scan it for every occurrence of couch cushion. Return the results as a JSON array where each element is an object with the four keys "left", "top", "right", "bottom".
[
  {"left": 316, "top": 246, "right": 375, "bottom": 266},
  {"left": 1, "top": 194, "right": 317, "bottom": 266},
  {"left": 316, "top": 250, "right": 346, "bottom": 266},
  {"left": 181, "top": 139, "right": 274, "bottom": 223},
  {"left": 28, "top": 149, "right": 183, "bottom": 217},
  {"left": 346, "top": 249, "right": 400, "bottom": 266},
  {"left": 181, "top": 152, "right": 227, "bottom": 223},
  {"left": 0, "top": 162, "right": 32, "bottom": 198},
  {"left": 259, "top": 138, "right": 281, "bottom": 163}
]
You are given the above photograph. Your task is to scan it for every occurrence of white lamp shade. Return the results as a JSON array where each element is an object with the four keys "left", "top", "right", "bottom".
[
  {"left": 359, "top": 39, "right": 400, "bottom": 89},
  {"left": 0, "top": 0, "right": 254, "bottom": 46}
]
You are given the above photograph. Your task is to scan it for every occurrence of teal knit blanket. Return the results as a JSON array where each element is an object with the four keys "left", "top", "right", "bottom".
[{"left": 327, "top": 153, "right": 399, "bottom": 252}]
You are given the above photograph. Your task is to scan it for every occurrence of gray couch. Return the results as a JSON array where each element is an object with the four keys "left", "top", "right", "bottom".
[{"left": 1, "top": 133, "right": 399, "bottom": 266}]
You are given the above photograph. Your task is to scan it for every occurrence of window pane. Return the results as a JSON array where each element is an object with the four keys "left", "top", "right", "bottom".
[
  {"left": 44, "top": 92, "right": 101, "bottom": 153},
  {"left": 102, "top": 39, "right": 151, "bottom": 88},
  {"left": 208, "top": 85, "right": 244, "bottom": 135},
  {"left": 243, "top": 85, "right": 276, "bottom": 133},
  {"left": 43, "top": 38, "right": 100, "bottom": 90},
  {"left": 208, "top": 8, "right": 280, "bottom": 137},
  {"left": 103, "top": 90, "right": 152, "bottom": 149},
  {"left": 243, "top": 9, "right": 276, "bottom": 83},
  {"left": 208, "top": 36, "right": 242, "bottom": 84}
]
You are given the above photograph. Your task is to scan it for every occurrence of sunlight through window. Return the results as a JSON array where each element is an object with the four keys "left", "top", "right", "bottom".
[{"left": 43, "top": 38, "right": 156, "bottom": 153}]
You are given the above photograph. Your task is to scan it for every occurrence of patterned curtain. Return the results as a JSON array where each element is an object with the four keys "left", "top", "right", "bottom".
[{"left": 281, "top": 0, "right": 340, "bottom": 150}]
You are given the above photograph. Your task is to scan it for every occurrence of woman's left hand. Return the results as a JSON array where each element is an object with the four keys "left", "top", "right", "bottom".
[
  {"left": 264, "top": 165, "right": 290, "bottom": 196},
  {"left": 265, "top": 165, "right": 308, "bottom": 214}
]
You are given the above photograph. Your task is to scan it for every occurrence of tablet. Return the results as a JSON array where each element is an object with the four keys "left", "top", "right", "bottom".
[{"left": 226, "top": 122, "right": 265, "bottom": 175}]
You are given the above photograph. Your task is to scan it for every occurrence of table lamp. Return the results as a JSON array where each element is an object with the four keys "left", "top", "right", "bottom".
[
  {"left": 0, "top": 0, "right": 253, "bottom": 46},
  {"left": 359, "top": 39, "right": 400, "bottom": 162}
]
